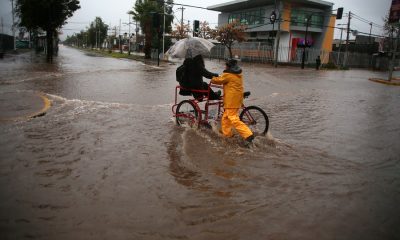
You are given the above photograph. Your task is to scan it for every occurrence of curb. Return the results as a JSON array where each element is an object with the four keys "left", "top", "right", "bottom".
[
  {"left": 30, "top": 93, "right": 51, "bottom": 118},
  {"left": 368, "top": 78, "right": 400, "bottom": 86},
  {"left": 0, "top": 92, "right": 51, "bottom": 121}
]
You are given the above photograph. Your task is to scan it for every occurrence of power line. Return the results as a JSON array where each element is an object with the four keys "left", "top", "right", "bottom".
[
  {"left": 63, "top": 2, "right": 388, "bottom": 40},
  {"left": 351, "top": 12, "right": 383, "bottom": 28},
  {"left": 66, "top": 21, "right": 91, "bottom": 24},
  {"left": 171, "top": 2, "right": 211, "bottom": 11}
]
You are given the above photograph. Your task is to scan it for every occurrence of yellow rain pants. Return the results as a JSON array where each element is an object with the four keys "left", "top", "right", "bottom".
[
  {"left": 221, "top": 108, "right": 253, "bottom": 139},
  {"left": 212, "top": 72, "right": 253, "bottom": 139}
]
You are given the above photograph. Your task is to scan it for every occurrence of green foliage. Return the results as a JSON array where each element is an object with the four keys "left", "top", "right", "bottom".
[
  {"left": 16, "top": 0, "right": 80, "bottom": 61},
  {"left": 87, "top": 17, "right": 108, "bottom": 48},
  {"left": 129, "top": 0, "right": 174, "bottom": 58},
  {"left": 64, "top": 31, "right": 87, "bottom": 47},
  {"left": 16, "top": 0, "right": 80, "bottom": 31},
  {"left": 64, "top": 17, "right": 108, "bottom": 49}
]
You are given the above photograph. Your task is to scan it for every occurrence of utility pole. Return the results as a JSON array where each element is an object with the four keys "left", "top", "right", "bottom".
[
  {"left": 119, "top": 19, "right": 122, "bottom": 54},
  {"left": 128, "top": 14, "right": 131, "bottom": 55},
  {"left": 108, "top": 22, "right": 112, "bottom": 52},
  {"left": 11, "top": 0, "right": 16, "bottom": 51},
  {"left": 135, "top": 21, "right": 139, "bottom": 51},
  {"left": 95, "top": 20, "right": 98, "bottom": 49},
  {"left": 1, "top": 17, "right": 3, "bottom": 53},
  {"left": 337, "top": 25, "right": 345, "bottom": 66},
  {"left": 343, "top": 11, "right": 351, "bottom": 68},
  {"left": 273, "top": 0, "right": 281, "bottom": 68},
  {"left": 301, "top": 16, "right": 310, "bottom": 69},
  {"left": 180, "top": 7, "right": 184, "bottom": 28},
  {"left": 162, "top": 3, "right": 166, "bottom": 59},
  {"left": 98, "top": 29, "right": 100, "bottom": 49},
  {"left": 369, "top": 22, "right": 373, "bottom": 44},
  {"left": 178, "top": 7, "right": 185, "bottom": 38},
  {"left": 188, "top": 20, "right": 190, "bottom": 36}
]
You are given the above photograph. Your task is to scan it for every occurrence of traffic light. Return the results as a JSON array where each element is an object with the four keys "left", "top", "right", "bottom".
[
  {"left": 336, "top": 7, "right": 343, "bottom": 20},
  {"left": 193, "top": 20, "right": 200, "bottom": 37},
  {"left": 193, "top": 20, "right": 200, "bottom": 33},
  {"left": 152, "top": 13, "right": 160, "bottom": 28}
]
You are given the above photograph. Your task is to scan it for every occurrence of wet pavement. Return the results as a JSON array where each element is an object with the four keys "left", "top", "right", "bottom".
[
  {"left": 0, "top": 46, "right": 399, "bottom": 240},
  {"left": 0, "top": 91, "right": 50, "bottom": 121}
]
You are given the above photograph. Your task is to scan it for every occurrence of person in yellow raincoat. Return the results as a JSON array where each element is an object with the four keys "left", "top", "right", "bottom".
[{"left": 211, "top": 59, "right": 254, "bottom": 145}]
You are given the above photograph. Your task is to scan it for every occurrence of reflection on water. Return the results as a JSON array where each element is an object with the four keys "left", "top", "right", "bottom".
[{"left": 0, "top": 46, "right": 399, "bottom": 239}]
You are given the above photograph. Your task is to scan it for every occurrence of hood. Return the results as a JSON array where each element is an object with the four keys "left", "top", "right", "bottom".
[
  {"left": 224, "top": 65, "right": 242, "bottom": 74},
  {"left": 224, "top": 58, "right": 242, "bottom": 74},
  {"left": 192, "top": 54, "right": 205, "bottom": 67}
]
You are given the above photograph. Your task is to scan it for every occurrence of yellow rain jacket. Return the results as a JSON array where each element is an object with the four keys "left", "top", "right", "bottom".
[
  {"left": 211, "top": 72, "right": 243, "bottom": 108},
  {"left": 211, "top": 69, "right": 253, "bottom": 139}
]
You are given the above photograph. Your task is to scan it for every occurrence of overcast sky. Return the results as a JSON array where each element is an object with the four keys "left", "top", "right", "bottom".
[{"left": 0, "top": 0, "right": 392, "bottom": 40}]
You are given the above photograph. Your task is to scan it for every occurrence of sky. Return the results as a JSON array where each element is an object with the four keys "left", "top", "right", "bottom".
[{"left": 0, "top": 0, "right": 393, "bottom": 40}]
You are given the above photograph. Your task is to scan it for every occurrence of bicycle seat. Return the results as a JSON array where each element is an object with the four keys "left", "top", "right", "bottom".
[{"left": 244, "top": 91, "right": 251, "bottom": 98}]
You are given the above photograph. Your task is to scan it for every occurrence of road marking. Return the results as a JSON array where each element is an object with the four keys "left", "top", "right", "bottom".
[{"left": 369, "top": 78, "right": 400, "bottom": 86}]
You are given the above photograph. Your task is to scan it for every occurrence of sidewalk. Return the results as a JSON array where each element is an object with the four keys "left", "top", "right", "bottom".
[
  {"left": 369, "top": 77, "right": 400, "bottom": 86},
  {"left": 0, "top": 91, "right": 51, "bottom": 121}
]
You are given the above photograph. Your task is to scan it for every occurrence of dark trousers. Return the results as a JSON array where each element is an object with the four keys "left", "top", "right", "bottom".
[{"left": 192, "top": 82, "right": 220, "bottom": 100}]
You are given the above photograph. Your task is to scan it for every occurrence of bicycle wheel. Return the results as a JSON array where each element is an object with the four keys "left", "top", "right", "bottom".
[
  {"left": 240, "top": 106, "right": 269, "bottom": 135},
  {"left": 176, "top": 100, "right": 200, "bottom": 127}
]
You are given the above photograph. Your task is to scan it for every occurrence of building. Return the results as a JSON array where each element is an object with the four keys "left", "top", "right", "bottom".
[
  {"left": 208, "top": 0, "right": 337, "bottom": 63},
  {"left": 0, "top": 0, "right": 32, "bottom": 52}
]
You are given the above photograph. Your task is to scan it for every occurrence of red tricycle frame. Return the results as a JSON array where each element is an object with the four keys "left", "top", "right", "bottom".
[{"left": 172, "top": 84, "right": 269, "bottom": 135}]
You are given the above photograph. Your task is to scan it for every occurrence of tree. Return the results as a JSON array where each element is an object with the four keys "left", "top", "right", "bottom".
[
  {"left": 87, "top": 17, "right": 108, "bottom": 49},
  {"left": 216, "top": 20, "right": 246, "bottom": 58},
  {"left": 383, "top": 14, "right": 400, "bottom": 52},
  {"left": 198, "top": 21, "right": 217, "bottom": 39},
  {"left": 129, "top": 0, "right": 174, "bottom": 59},
  {"left": 171, "top": 23, "right": 190, "bottom": 40},
  {"left": 15, "top": 0, "right": 80, "bottom": 62}
]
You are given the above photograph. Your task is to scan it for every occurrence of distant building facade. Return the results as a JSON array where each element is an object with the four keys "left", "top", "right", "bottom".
[{"left": 208, "top": 0, "right": 337, "bottom": 63}]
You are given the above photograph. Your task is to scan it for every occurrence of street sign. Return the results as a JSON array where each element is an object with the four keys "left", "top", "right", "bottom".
[{"left": 389, "top": 0, "right": 400, "bottom": 23}]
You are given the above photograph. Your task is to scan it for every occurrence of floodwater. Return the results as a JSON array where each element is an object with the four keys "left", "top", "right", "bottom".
[{"left": 0, "top": 46, "right": 399, "bottom": 240}]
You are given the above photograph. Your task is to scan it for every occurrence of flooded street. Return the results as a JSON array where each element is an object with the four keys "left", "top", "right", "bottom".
[{"left": 0, "top": 46, "right": 399, "bottom": 239}]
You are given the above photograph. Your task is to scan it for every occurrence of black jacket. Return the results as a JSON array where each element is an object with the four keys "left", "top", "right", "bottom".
[{"left": 184, "top": 55, "right": 218, "bottom": 89}]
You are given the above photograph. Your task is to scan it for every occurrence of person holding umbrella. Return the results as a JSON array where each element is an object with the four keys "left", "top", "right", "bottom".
[
  {"left": 184, "top": 54, "right": 220, "bottom": 100},
  {"left": 168, "top": 37, "right": 220, "bottom": 100}
]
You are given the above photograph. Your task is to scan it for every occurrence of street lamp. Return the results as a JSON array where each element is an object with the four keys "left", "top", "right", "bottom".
[
  {"left": 273, "top": 0, "right": 281, "bottom": 68},
  {"left": 123, "top": 13, "right": 133, "bottom": 55},
  {"left": 124, "top": 31, "right": 127, "bottom": 48},
  {"left": 162, "top": 3, "right": 166, "bottom": 59},
  {"left": 337, "top": 23, "right": 346, "bottom": 66},
  {"left": 10, "top": 0, "right": 16, "bottom": 51},
  {"left": 301, "top": 16, "right": 311, "bottom": 69}
]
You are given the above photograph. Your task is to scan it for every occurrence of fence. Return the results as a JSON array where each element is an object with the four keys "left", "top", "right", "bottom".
[
  {"left": 329, "top": 51, "right": 373, "bottom": 68},
  {"left": 0, "top": 34, "right": 14, "bottom": 51},
  {"left": 156, "top": 40, "right": 389, "bottom": 69},
  {"left": 209, "top": 42, "right": 395, "bottom": 69},
  {"left": 209, "top": 42, "right": 330, "bottom": 66}
]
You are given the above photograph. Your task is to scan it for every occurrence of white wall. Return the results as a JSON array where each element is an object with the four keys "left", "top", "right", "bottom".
[{"left": 0, "top": 0, "right": 14, "bottom": 35}]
